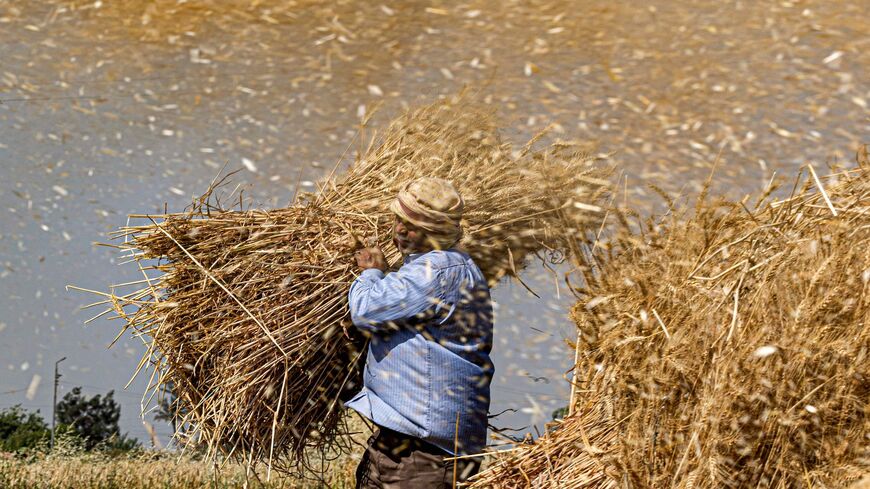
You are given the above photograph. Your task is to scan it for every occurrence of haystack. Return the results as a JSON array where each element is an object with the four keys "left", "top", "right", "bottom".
[
  {"left": 81, "top": 97, "right": 608, "bottom": 471},
  {"left": 471, "top": 156, "right": 869, "bottom": 488}
]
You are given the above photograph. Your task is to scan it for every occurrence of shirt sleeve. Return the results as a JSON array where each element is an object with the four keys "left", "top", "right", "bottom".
[{"left": 348, "top": 258, "right": 441, "bottom": 332}]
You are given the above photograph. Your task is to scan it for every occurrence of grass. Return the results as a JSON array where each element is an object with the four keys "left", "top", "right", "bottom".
[
  {"left": 0, "top": 420, "right": 366, "bottom": 489},
  {"left": 0, "top": 451, "right": 356, "bottom": 489}
]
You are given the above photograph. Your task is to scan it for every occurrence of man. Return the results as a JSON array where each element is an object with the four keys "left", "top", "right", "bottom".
[{"left": 346, "top": 177, "right": 494, "bottom": 488}]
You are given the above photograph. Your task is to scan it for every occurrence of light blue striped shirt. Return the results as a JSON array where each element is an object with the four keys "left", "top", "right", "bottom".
[{"left": 345, "top": 249, "right": 494, "bottom": 455}]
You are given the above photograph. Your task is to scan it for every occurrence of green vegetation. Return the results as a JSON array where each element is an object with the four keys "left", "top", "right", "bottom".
[
  {"left": 56, "top": 387, "right": 138, "bottom": 451},
  {"left": 0, "top": 406, "right": 50, "bottom": 452},
  {"left": 1, "top": 386, "right": 138, "bottom": 456}
]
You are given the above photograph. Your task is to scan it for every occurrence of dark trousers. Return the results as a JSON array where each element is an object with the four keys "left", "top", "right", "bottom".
[{"left": 355, "top": 426, "right": 481, "bottom": 488}]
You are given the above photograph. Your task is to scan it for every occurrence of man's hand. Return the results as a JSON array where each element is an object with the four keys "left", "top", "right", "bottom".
[{"left": 355, "top": 247, "right": 387, "bottom": 272}]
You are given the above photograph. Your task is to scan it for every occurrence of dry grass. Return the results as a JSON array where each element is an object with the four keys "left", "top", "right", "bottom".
[
  {"left": 471, "top": 153, "right": 870, "bottom": 488},
  {"left": 0, "top": 450, "right": 354, "bottom": 489},
  {"left": 79, "top": 96, "right": 608, "bottom": 474}
]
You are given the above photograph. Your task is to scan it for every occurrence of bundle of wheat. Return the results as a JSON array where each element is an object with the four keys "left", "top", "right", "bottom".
[
  {"left": 79, "top": 97, "right": 608, "bottom": 473},
  {"left": 471, "top": 154, "right": 869, "bottom": 488}
]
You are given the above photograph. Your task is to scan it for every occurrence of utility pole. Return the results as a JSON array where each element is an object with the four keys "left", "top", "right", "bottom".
[{"left": 51, "top": 356, "right": 66, "bottom": 451}]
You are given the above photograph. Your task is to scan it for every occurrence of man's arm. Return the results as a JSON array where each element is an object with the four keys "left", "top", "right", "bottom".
[{"left": 348, "top": 258, "right": 440, "bottom": 332}]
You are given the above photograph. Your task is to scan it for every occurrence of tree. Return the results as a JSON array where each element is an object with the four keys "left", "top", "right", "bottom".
[
  {"left": 154, "top": 381, "right": 197, "bottom": 441},
  {"left": 551, "top": 406, "right": 568, "bottom": 420},
  {"left": 0, "top": 405, "right": 50, "bottom": 451},
  {"left": 153, "top": 382, "right": 180, "bottom": 435},
  {"left": 55, "top": 387, "right": 138, "bottom": 450}
]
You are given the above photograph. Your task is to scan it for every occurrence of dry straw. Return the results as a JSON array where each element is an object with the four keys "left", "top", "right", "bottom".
[
  {"left": 78, "top": 97, "right": 608, "bottom": 474},
  {"left": 471, "top": 152, "right": 869, "bottom": 488}
]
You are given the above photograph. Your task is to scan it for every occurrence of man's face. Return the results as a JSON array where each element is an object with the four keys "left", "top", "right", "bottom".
[{"left": 393, "top": 216, "right": 431, "bottom": 256}]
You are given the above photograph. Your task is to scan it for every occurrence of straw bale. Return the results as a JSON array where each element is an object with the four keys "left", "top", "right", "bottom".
[
  {"left": 471, "top": 160, "right": 869, "bottom": 488},
  {"left": 89, "top": 97, "right": 608, "bottom": 472}
]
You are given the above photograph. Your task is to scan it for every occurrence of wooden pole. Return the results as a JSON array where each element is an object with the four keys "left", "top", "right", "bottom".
[{"left": 51, "top": 356, "right": 66, "bottom": 450}]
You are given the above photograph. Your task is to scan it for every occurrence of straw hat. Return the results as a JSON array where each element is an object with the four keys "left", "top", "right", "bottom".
[{"left": 389, "top": 177, "right": 464, "bottom": 249}]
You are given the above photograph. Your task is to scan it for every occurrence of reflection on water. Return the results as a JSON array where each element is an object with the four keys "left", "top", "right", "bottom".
[{"left": 0, "top": 0, "right": 866, "bottom": 444}]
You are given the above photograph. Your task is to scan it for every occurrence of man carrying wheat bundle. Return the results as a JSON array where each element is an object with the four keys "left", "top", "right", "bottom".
[{"left": 347, "top": 177, "right": 493, "bottom": 488}]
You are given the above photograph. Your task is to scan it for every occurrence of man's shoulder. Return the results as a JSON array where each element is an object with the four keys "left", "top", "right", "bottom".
[{"left": 417, "top": 250, "right": 486, "bottom": 278}]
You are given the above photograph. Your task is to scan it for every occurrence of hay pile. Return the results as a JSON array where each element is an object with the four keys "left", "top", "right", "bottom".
[
  {"left": 471, "top": 157, "right": 869, "bottom": 488},
  {"left": 86, "top": 98, "right": 607, "bottom": 471}
]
